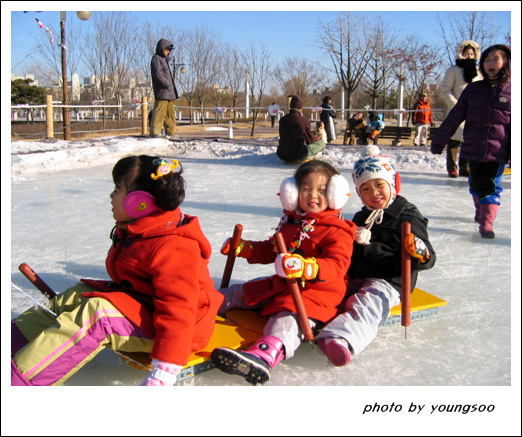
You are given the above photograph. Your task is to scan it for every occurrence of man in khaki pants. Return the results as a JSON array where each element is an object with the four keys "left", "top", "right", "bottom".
[{"left": 150, "top": 39, "right": 179, "bottom": 138}]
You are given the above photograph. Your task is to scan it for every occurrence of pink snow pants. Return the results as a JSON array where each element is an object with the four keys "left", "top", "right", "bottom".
[{"left": 12, "top": 284, "right": 154, "bottom": 386}]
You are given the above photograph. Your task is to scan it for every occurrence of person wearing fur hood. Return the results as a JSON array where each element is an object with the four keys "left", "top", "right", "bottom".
[{"left": 440, "top": 40, "right": 482, "bottom": 178}]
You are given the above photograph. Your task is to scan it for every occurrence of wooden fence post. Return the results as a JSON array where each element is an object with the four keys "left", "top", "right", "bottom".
[{"left": 46, "top": 95, "right": 54, "bottom": 139}]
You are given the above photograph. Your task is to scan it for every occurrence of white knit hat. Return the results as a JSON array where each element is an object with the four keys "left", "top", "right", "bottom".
[
  {"left": 352, "top": 146, "right": 399, "bottom": 209},
  {"left": 352, "top": 146, "right": 400, "bottom": 245}
]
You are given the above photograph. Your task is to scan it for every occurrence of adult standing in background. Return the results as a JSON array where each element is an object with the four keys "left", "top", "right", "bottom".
[
  {"left": 320, "top": 96, "right": 337, "bottom": 143},
  {"left": 412, "top": 93, "right": 433, "bottom": 147},
  {"left": 150, "top": 39, "right": 179, "bottom": 138},
  {"left": 440, "top": 40, "right": 482, "bottom": 178}
]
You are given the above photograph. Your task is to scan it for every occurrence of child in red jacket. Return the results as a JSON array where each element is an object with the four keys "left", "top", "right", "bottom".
[
  {"left": 11, "top": 155, "right": 223, "bottom": 386},
  {"left": 211, "top": 160, "right": 356, "bottom": 385}
]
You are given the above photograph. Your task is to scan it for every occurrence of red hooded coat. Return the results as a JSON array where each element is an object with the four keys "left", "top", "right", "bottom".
[
  {"left": 243, "top": 209, "right": 356, "bottom": 323},
  {"left": 82, "top": 209, "right": 223, "bottom": 365}
]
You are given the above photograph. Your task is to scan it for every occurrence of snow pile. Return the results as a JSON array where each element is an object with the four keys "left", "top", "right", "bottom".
[{"left": 10, "top": 135, "right": 447, "bottom": 179}]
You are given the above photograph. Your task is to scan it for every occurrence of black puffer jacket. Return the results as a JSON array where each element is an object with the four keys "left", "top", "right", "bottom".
[
  {"left": 349, "top": 196, "right": 436, "bottom": 293},
  {"left": 151, "top": 39, "right": 178, "bottom": 101}
]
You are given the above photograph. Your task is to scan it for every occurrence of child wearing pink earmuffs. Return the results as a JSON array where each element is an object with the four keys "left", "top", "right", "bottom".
[
  {"left": 211, "top": 160, "right": 356, "bottom": 385},
  {"left": 11, "top": 155, "right": 223, "bottom": 386}
]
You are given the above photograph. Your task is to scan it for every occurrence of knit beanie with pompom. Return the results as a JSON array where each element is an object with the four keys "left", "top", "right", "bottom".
[{"left": 352, "top": 146, "right": 400, "bottom": 245}]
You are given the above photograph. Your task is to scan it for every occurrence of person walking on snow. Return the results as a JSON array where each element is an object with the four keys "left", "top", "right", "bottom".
[{"left": 431, "top": 44, "right": 511, "bottom": 239}]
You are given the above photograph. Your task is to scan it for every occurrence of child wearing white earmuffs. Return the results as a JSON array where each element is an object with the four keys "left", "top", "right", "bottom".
[
  {"left": 211, "top": 160, "right": 356, "bottom": 385},
  {"left": 315, "top": 146, "right": 437, "bottom": 367},
  {"left": 11, "top": 155, "right": 223, "bottom": 386}
]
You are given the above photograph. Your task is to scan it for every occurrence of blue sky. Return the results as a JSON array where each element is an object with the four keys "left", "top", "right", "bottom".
[{"left": 5, "top": 4, "right": 515, "bottom": 78}]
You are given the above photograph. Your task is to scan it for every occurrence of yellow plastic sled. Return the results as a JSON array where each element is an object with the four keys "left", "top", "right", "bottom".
[{"left": 117, "top": 288, "right": 446, "bottom": 380}]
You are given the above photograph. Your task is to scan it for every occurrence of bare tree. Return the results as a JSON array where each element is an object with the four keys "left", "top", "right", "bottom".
[
  {"left": 83, "top": 12, "right": 141, "bottom": 123},
  {"left": 220, "top": 45, "right": 248, "bottom": 122},
  {"left": 31, "top": 13, "right": 88, "bottom": 90},
  {"left": 360, "top": 17, "right": 402, "bottom": 111},
  {"left": 437, "top": 11, "right": 507, "bottom": 67},
  {"left": 317, "top": 12, "right": 373, "bottom": 110},
  {"left": 242, "top": 42, "right": 273, "bottom": 136},
  {"left": 180, "top": 25, "right": 222, "bottom": 125},
  {"left": 272, "top": 55, "right": 323, "bottom": 100},
  {"left": 397, "top": 35, "right": 443, "bottom": 125}
]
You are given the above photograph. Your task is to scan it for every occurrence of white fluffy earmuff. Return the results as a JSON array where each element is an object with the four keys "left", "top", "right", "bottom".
[
  {"left": 279, "top": 177, "right": 300, "bottom": 211},
  {"left": 278, "top": 174, "right": 351, "bottom": 211}
]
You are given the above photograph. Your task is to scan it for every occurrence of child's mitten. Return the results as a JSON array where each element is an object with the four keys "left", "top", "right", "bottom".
[
  {"left": 220, "top": 238, "right": 253, "bottom": 259},
  {"left": 275, "top": 253, "right": 318, "bottom": 280},
  {"left": 140, "top": 359, "right": 182, "bottom": 386},
  {"left": 404, "top": 233, "right": 430, "bottom": 263}
]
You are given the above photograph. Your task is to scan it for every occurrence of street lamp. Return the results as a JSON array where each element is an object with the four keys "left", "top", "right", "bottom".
[
  {"left": 174, "top": 63, "right": 186, "bottom": 75},
  {"left": 60, "top": 11, "right": 91, "bottom": 140}
]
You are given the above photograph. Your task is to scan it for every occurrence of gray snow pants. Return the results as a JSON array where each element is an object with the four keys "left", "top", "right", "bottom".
[{"left": 315, "top": 278, "right": 401, "bottom": 355}]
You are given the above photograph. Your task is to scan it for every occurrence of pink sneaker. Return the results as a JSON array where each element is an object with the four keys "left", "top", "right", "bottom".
[{"left": 317, "top": 338, "right": 351, "bottom": 366}]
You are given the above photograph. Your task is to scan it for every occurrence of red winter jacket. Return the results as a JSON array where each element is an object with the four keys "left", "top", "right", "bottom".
[
  {"left": 243, "top": 209, "right": 356, "bottom": 323},
  {"left": 413, "top": 99, "right": 433, "bottom": 125},
  {"left": 82, "top": 209, "right": 223, "bottom": 365}
]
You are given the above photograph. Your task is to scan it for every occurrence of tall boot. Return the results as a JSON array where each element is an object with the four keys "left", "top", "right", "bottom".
[
  {"left": 211, "top": 335, "right": 284, "bottom": 385},
  {"left": 479, "top": 204, "right": 499, "bottom": 239},
  {"left": 472, "top": 196, "right": 480, "bottom": 223}
]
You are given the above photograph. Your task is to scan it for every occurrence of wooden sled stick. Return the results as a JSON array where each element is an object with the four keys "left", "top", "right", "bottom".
[
  {"left": 401, "top": 222, "right": 412, "bottom": 339},
  {"left": 220, "top": 224, "right": 243, "bottom": 288},
  {"left": 19, "top": 263, "right": 57, "bottom": 300},
  {"left": 274, "top": 232, "right": 314, "bottom": 343}
]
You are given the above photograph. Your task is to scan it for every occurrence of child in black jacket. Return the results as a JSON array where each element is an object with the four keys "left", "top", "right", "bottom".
[{"left": 315, "top": 146, "right": 436, "bottom": 366}]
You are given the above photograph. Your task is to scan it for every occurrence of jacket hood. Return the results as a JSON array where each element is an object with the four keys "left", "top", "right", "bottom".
[
  {"left": 155, "top": 39, "right": 173, "bottom": 56},
  {"left": 456, "top": 40, "right": 481, "bottom": 60},
  {"left": 117, "top": 209, "right": 213, "bottom": 259}
]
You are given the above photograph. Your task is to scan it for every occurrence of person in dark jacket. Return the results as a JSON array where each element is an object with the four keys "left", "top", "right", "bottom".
[
  {"left": 431, "top": 44, "right": 511, "bottom": 239},
  {"left": 276, "top": 95, "right": 326, "bottom": 162},
  {"left": 150, "top": 39, "right": 179, "bottom": 138},
  {"left": 315, "top": 146, "right": 436, "bottom": 367},
  {"left": 344, "top": 112, "right": 365, "bottom": 145},
  {"left": 320, "top": 95, "right": 337, "bottom": 143}
]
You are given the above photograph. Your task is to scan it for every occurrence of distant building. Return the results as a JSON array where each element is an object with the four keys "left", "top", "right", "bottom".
[{"left": 11, "top": 73, "right": 38, "bottom": 87}]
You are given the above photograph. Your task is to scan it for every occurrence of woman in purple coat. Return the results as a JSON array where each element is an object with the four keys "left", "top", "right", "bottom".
[{"left": 431, "top": 45, "right": 510, "bottom": 239}]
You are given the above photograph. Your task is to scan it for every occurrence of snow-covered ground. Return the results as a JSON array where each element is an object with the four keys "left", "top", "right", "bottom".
[{"left": 4, "top": 135, "right": 520, "bottom": 435}]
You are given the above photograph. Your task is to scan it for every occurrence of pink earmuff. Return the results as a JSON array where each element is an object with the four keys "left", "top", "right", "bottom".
[{"left": 123, "top": 191, "right": 161, "bottom": 219}]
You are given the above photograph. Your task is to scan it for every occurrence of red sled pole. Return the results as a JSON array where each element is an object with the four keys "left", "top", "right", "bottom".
[
  {"left": 274, "top": 232, "right": 314, "bottom": 343},
  {"left": 401, "top": 222, "right": 412, "bottom": 339},
  {"left": 220, "top": 224, "right": 243, "bottom": 289},
  {"left": 19, "top": 263, "right": 57, "bottom": 300}
]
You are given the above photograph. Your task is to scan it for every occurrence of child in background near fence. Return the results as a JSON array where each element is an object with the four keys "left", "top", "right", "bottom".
[
  {"left": 211, "top": 160, "right": 356, "bottom": 385},
  {"left": 11, "top": 155, "right": 223, "bottom": 386},
  {"left": 362, "top": 113, "right": 385, "bottom": 145},
  {"left": 431, "top": 44, "right": 511, "bottom": 239},
  {"left": 315, "top": 146, "right": 436, "bottom": 366}
]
